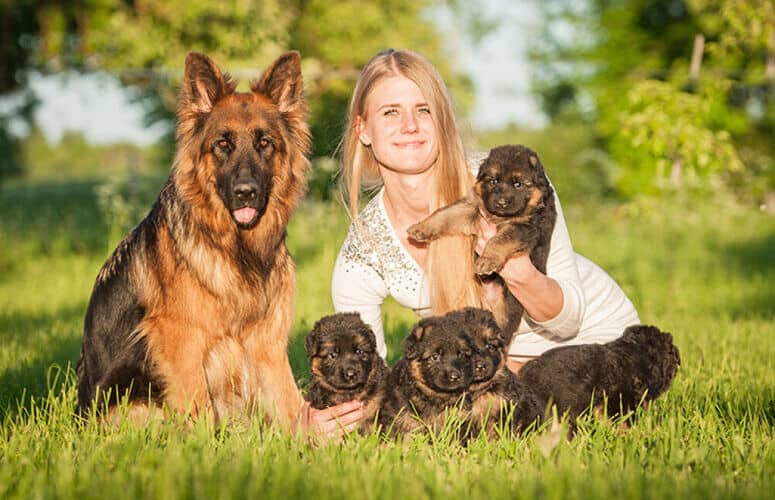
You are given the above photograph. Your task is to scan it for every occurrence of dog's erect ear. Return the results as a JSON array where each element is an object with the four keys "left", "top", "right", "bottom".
[
  {"left": 180, "top": 52, "right": 232, "bottom": 115},
  {"left": 304, "top": 327, "right": 321, "bottom": 358},
  {"left": 403, "top": 321, "right": 433, "bottom": 360},
  {"left": 251, "top": 51, "right": 305, "bottom": 113}
]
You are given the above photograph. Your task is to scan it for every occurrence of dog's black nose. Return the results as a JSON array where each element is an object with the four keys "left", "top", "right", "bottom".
[
  {"left": 233, "top": 181, "right": 258, "bottom": 202},
  {"left": 344, "top": 368, "right": 356, "bottom": 380},
  {"left": 447, "top": 370, "right": 460, "bottom": 382},
  {"left": 474, "top": 360, "right": 486, "bottom": 372},
  {"left": 496, "top": 198, "right": 509, "bottom": 208}
]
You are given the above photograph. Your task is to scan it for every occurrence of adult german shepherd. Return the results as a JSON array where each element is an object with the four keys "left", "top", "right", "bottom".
[{"left": 76, "top": 51, "right": 311, "bottom": 427}]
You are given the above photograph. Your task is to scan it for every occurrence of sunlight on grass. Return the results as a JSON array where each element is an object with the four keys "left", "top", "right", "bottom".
[{"left": 1, "top": 179, "right": 773, "bottom": 499}]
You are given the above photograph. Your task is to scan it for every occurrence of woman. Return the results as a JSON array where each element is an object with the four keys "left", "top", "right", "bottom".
[{"left": 299, "top": 49, "right": 639, "bottom": 439}]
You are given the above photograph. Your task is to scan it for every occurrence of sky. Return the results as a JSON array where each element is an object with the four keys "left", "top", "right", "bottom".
[{"left": 14, "top": 0, "right": 547, "bottom": 146}]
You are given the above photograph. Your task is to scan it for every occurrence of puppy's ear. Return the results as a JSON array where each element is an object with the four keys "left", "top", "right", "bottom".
[
  {"left": 403, "top": 321, "right": 433, "bottom": 360},
  {"left": 304, "top": 326, "right": 321, "bottom": 358}
]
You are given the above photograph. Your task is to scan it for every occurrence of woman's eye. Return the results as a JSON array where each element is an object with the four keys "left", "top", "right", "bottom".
[
  {"left": 383, "top": 108, "right": 398, "bottom": 116},
  {"left": 418, "top": 107, "right": 431, "bottom": 115}
]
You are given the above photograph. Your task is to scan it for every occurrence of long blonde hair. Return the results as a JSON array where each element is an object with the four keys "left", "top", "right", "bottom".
[{"left": 340, "top": 49, "right": 483, "bottom": 314}]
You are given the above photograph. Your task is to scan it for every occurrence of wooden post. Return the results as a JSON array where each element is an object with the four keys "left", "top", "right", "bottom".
[{"left": 690, "top": 34, "right": 705, "bottom": 82}]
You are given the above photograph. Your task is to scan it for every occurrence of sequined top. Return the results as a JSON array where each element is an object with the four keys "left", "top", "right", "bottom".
[{"left": 331, "top": 173, "right": 640, "bottom": 360}]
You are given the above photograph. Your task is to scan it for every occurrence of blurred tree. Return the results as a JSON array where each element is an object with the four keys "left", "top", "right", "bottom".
[
  {"left": 0, "top": 0, "right": 472, "bottom": 197},
  {"left": 528, "top": 0, "right": 774, "bottom": 200}
]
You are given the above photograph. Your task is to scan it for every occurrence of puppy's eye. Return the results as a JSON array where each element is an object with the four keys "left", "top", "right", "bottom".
[
  {"left": 258, "top": 136, "right": 273, "bottom": 149},
  {"left": 486, "top": 344, "right": 497, "bottom": 352},
  {"left": 489, "top": 178, "right": 499, "bottom": 185},
  {"left": 460, "top": 350, "right": 472, "bottom": 359},
  {"left": 354, "top": 347, "right": 363, "bottom": 355},
  {"left": 513, "top": 180, "right": 522, "bottom": 188},
  {"left": 327, "top": 352, "right": 338, "bottom": 359},
  {"left": 430, "top": 352, "right": 440, "bottom": 362},
  {"left": 215, "top": 139, "right": 232, "bottom": 153}
]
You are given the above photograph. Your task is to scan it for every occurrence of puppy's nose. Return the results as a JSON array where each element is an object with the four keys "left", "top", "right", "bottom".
[
  {"left": 496, "top": 198, "right": 509, "bottom": 208},
  {"left": 344, "top": 368, "right": 356, "bottom": 380},
  {"left": 447, "top": 370, "right": 460, "bottom": 382},
  {"left": 233, "top": 181, "right": 258, "bottom": 202},
  {"left": 474, "top": 360, "right": 486, "bottom": 373}
]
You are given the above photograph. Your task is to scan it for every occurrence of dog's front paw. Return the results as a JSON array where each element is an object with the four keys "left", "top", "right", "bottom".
[
  {"left": 475, "top": 255, "right": 502, "bottom": 275},
  {"left": 407, "top": 223, "right": 435, "bottom": 243}
]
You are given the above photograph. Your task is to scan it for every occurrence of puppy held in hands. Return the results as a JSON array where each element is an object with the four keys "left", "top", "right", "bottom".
[
  {"left": 379, "top": 315, "right": 474, "bottom": 436},
  {"left": 516, "top": 325, "right": 681, "bottom": 428},
  {"left": 407, "top": 145, "right": 557, "bottom": 333},
  {"left": 304, "top": 313, "right": 389, "bottom": 432},
  {"left": 452, "top": 307, "right": 541, "bottom": 437}
]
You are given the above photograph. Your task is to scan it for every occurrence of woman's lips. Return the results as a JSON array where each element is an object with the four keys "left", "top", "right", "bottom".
[{"left": 394, "top": 140, "right": 426, "bottom": 148}]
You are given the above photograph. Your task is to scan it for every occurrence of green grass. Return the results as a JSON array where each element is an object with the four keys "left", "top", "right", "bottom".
[{"left": 1, "top": 176, "right": 773, "bottom": 499}]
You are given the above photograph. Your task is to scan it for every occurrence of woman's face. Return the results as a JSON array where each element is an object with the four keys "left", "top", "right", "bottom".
[{"left": 358, "top": 75, "right": 439, "bottom": 175}]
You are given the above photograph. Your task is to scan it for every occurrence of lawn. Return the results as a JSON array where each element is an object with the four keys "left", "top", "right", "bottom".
[{"left": 0, "top": 175, "right": 773, "bottom": 499}]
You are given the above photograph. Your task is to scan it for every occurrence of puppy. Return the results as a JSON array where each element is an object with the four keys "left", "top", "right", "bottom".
[
  {"left": 304, "top": 313, "right": 389, "bottom": 432},
  {"left": 516, "top": 325, "right": 681, "bottom": 427},
  {"left": 407, "top": 145, "right": 557, "bottom": 334},
  {"left": 378, "top": 315, "right": 474, "bottom": 436},
  {"left": 451, "top": 307, "right": 542, "bottom": 438}
]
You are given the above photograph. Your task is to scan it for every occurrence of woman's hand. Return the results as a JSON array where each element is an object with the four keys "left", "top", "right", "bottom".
[
  {"left": 476, "top": 218, "right": 539, "bottom": 284},
  {"left": 297, "top": 400, "right": 365, "bottom": 443},
  {"left": 476, "top": 217, "right": 563, "bottom": 322}
]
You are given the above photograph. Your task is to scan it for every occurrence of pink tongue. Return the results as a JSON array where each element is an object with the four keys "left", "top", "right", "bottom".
[{"left": 233, "top": 207, "right": 257, "bottom": 223}]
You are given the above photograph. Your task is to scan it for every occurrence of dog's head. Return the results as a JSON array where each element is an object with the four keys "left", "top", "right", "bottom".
[
  {"left": 402, "top": 316, "right": 474, "bottom": 394},
  {"left": 621, "top": 325, "right": 681, "bottom": 395},
  {"left": 475, "top": 145, "right": 551, "bottom": 218},
  {"left": 305, "top": 313, "right": 380, "bottom": 391},
  {"left": 445, "top": 308, "right": 509, "bottom": 384},
  {"left": 176, "top": 51, "right": 311, "bottom": 230}
]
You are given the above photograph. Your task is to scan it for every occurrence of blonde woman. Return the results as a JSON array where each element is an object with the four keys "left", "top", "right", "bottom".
[{"left": 299, "top": 49, "right": 639, "bottom": 438}]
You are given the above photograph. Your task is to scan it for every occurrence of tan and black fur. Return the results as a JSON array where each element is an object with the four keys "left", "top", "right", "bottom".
[
  {"left": 407, "top": 145, "right": 557, "bottom": 334},
  {"left": 455, "top": 307, "right": 542, "bottom": 437},
  {"left": 304, "top": 313, "right": 389, "bottom": 433},
  {"left": 76, "top": 51, "right": 311, "bottom": 427},
  {"left": 378, "top": 316, "right": 474, "bottom": 436}
]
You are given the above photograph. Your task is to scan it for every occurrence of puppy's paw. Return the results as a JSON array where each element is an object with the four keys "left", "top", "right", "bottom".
[
  {"left": 475, "top": 255, "right": 502, "bottom": 275},
  {"left": 407, "top": 223, "right": 435, "bottom": 243}
]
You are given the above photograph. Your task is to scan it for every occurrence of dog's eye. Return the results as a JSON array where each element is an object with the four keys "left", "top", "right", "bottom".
[
  {"left": 258, "top": 137, "right": 273, "bottom": 149},
  {"left": 512, "top": 180, "right": 522, "bottom": 188},
  {"left": 486, "top": 344, "right": 497, "bottom": 352},
  {"left": 327, "top": 352, "right": 338, "bottom": 359},
  {"left": 430, "top": 352, "right": 440, "bottom": 362},
  {"left": 489, "top": 178, "right": 499, "bottom": 185},
  {"left": 354, "top": 347, "right": 363, "bottom": 355},
  {"left": 215, "top": 139, "right": 232, "bottom": 153}
]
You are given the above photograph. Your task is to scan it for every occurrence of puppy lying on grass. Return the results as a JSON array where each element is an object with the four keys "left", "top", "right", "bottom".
[
  {"left": 378, "top": 315, "right": 474, "bottom": 437},
  {"left": 304, "top": 313, "right": 389, "bottom": 433},
  {"left": 515, "top": 324, "right": 681, "bottom": 431},
  {"left": 407, "top": 144, "right": 557, "bottom": 335}
]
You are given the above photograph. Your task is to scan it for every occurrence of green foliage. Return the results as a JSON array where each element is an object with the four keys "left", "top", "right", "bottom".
[
  {"left": 614, "top": 79, "right": 743, "bottom": 196},
  {"left": 1, "top": 177, "right": 774, "bottom": 498},
  {"left": 528, "top": 0, "right": 775, "bottom": 201}
]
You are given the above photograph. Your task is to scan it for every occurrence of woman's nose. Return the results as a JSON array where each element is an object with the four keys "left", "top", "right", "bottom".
[{"left": 401, "top": 111, "right": 419, "bottom": 133}]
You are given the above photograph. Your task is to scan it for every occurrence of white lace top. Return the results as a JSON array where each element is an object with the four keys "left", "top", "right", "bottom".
[{"left": 332, "top": 174, "right": 640, "bottom": 359}]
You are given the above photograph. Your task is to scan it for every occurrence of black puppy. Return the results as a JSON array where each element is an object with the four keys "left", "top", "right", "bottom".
[
  {"left": 408, "top": 145, "right": 557, "bottom": 335},
  {"left": 516, "top": 325, "right": 681, "bottom": 427},
  {"left": 379, "top": 315, "right": 474, "bottom": 436},
  {"left": 304, "top": 313, "right": 389, "bottom": 432},
  {"left": 451, "top": 307, "right": 542, "bottom": 437}
]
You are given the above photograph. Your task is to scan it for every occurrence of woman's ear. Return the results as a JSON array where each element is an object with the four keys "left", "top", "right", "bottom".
[{"left": 357, "top": 117, "right": 372, "bottom": 146}]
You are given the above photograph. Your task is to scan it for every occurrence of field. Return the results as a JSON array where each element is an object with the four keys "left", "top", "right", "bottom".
[{"left": 0, "top": 174, "right": 773, "bottom": 499}]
